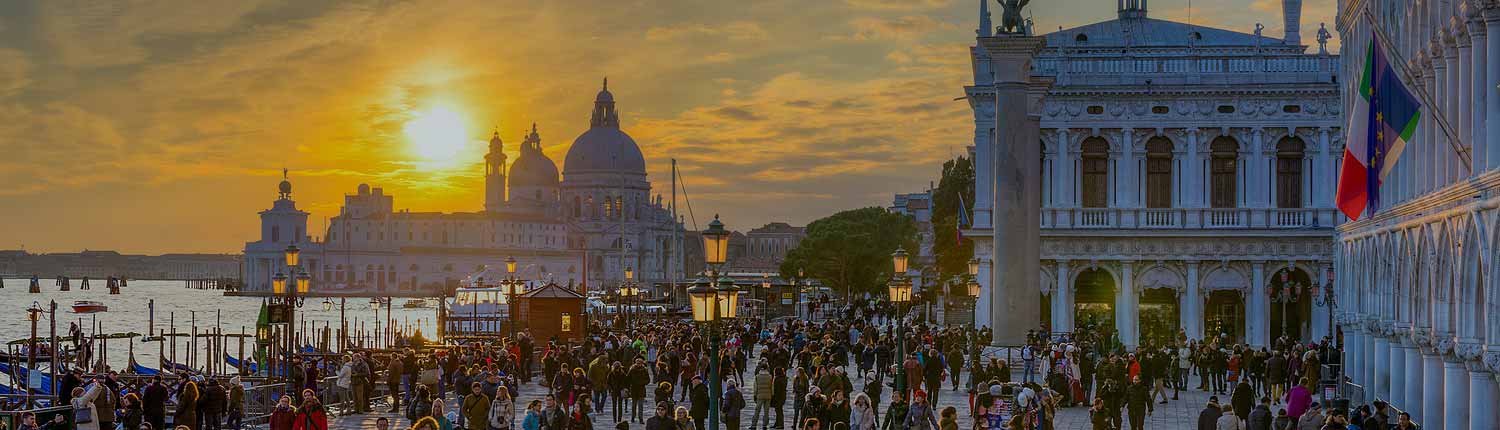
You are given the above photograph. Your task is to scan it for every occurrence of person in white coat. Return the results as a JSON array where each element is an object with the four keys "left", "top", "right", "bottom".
[
  {"left": 336, "top": 357, "right": 354, "bottom": 403},
  {"left": 489, "top": 387, "right": 516, "bottom": 430},
  {"left": 71, "top": 378, "right": 104, "bottom": 430},
  {"left": 1216, "top": 405, "right": 1244, "bottom": 430},
  {"left": 849, "top": 393, "right": 876, "bottom": 430}
]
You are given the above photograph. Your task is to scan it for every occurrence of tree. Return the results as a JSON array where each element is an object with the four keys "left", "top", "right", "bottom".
[
  {"left": 779, "top": 207, "right": 918, "bottom": 299},
  {"left": 930, "top": 156, "right": 975, "bottom": 292}
]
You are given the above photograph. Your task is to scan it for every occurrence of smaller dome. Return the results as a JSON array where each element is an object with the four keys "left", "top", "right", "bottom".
[
  {"left": 279, "top": 180, "right": 292, "bottom": 195},
  {"left": 510, "top": 151, "right": 560, "bottom": 188}
]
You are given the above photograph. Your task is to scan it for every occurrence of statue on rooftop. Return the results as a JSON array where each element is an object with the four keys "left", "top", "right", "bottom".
[
  {"left": 998, "top": 0, "right": 1032, "bottom": 35},
  {"left": 1317, "top": 22, "right": 1331, "bottom": 54}
]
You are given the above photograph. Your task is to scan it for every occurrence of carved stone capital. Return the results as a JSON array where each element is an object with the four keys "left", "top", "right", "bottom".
[
  {"left": 1436, "top": 337, "right": 1457, "bottom": 356},
  {"left": 1455, "top": 342, "right": 1485, "bottom": 362},
  {"left": 1486, "top": 351, "right": 1500, "bottom": 374}
]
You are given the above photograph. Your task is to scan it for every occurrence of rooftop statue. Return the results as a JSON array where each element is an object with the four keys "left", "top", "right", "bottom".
[{"left": 998, "top": 0, "right": 1031, "bottom": 35}]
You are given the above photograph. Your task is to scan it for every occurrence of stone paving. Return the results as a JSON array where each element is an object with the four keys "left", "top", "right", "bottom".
[{"left": 326, "top": 366, "right": 1240, "bottom": 430}]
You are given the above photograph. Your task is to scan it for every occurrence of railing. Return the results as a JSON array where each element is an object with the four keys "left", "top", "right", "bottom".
[
  {"left": 1038, "top": 207, "right": 1334, "bottom": 229},
  {"left": 1033, "top": 54, "right": 1333, "bottom": 79}
]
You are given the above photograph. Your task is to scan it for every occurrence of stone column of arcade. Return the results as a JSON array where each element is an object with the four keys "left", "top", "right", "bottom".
[{"left": 978, "top": 32, "right": 1049, "bottom": 348}]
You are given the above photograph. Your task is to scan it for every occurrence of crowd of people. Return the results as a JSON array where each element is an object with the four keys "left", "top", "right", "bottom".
[{"left": 20, "top": 296, "right": 1427, "bottom": 430}]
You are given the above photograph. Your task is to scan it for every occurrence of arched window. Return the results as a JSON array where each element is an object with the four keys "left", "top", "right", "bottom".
[
  {"left": 1145, "top": 137, "right": 1174, "bottom": 208},
  {"left": 1080, "top": 137, "right": 1110, "bottom": 208},
  {"left": 1276, "top": 137, "right": 1305, "bottom": 208},
  {"left": 1210, "top": 137, "right": 1239, "bottom": 208}
]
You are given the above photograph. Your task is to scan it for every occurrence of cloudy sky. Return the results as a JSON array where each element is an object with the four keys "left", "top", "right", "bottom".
[{"left": 0, "top": 0, "right": 1336, "bottom": 254}]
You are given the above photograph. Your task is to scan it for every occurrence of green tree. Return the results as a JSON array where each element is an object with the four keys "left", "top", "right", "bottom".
[
  {"left": 930, "top": 156, "right": 975, "bottom": 291},
  {"left": 779, "top": 207, "right": 918, "bottom": 299}
]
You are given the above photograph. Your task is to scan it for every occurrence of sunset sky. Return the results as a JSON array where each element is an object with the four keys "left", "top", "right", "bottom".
[{"left": 0, "top": 0, "right": 1336, "bottom": 254}]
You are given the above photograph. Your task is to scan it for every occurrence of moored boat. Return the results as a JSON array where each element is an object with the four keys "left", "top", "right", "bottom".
[
  {"left": 402, "top": 298, "right": 428, "bottom": 308},
  {"left": 70, "top": 300, "right": 107, "bottom": 313}
]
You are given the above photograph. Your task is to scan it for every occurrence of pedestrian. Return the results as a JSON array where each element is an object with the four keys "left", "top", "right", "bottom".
[
  {"left": 879, "top": 391, "right": 906, "bottom": 430},
  {"left": 1248, "top": 397, "right": 1272, "bottom": 430},
  {"left": 227, "top": 377, "right": 245, "bottom": 430},
  {"left": 268, "top": 396, "right": 296, "bottom": 430},
  {"left": 935, "top": 407, "right": 956, "bottom": 430},
  {"left": 1089, "top": 398, "right": 1110, "bottom": 430},
  {"left": 1217, "top": 405, "right": 1244, "bottom": 430},
  {"left": 849, "top": 394, "right": 876, "bottom": 430},
  {"left": 1286, "top": 379, "right": 1313, "bottom": 419},
  {"left": 491, "top": 388, "right": 516, "bottom": 430},
  {"left": 902, "top": 391, "right": 936, "bottom": 430},
  {"left": 176, "top": 380, "right": 201, "bottom": 430},
  {"left": 647, "top": 402, "right": 674, "bottom": 430},
  {"left": 1295, "top": 403, "right": 1322, "bottom": 430},
  {"left": 69, "top": 379, "right": 105, "bottom": 430},
  {"left": 1124, "top": 376, "right": 1153, "bottom": 430},
  {"left": 1272, "top": 408, "right": 1294, "bottom": 430},
  {"left": 1197, "top": 396, "right": 1222, "bottom": 430},
  {"left": 752, "top": 367, "right": 774, "bottom": 430},
  {"left": 675, "top": 406, "right": 698, "bottom": 430},
  {"left": 1231, "top": 379, "right": 1254, "bottom": 423},
  {"left": 120, "top": 393, "right": 145, "bottom": 430},
  {"left": 723, "top": 380, "right": 746, "bottom": 430},
  {"left": 291, "top": 390, "right": 327, "bottom": 430},
  {"left": 1392, "top": 412, "right": 1416, "bottom": 430},
  {"left": 465, "top": 382, "right": 493, "bottom": 430},
  {"left": 522, "top": 401, "right": 543, "bottom": 430}
]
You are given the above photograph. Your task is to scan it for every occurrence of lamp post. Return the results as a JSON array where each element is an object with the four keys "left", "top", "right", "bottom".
[
  {"left": 967, "top": 258, "right": 981, "bottom": 319},
  {"left": 760, "top": 277, "right": 771, "bottom": 325},
  {"left": 622, "top": 266, "right": 636, "bottom": 328},
  {"left": 274, "top": 244, "right": 308, "bottom": 381},
  {"left": 504, "top": 256, "right": 522, "bottom": 339},
  {"left": 1272, "top": 269, "right": 1300, "bottom": 341},
  {"left": 889, "top": 246, "right": 912, "bottom": 396},
  {"left": 691, "top": 214, "right": 735, "bottom": 430},
  {"left": 368, "top": 298, "right": 381, "bottom": 347}
]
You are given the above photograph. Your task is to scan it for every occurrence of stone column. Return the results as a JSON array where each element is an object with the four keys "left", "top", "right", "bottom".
[
  {"left": 1055, "top": 260, "right": 1072, "bottom": 333},
  {"left": 1057, "top": 128, "right": 1072, "bottom": 206},
  {"left": 1365, "top": 327, "right": 1378, "bottom": 400},
  {"left": 1250, "top": 128, "right": 1266, "bottom": 208},
  {"left": 1249, "top": 262, "right": 1268, "bottom": 348},
  {"left": 1487, "top": 9, "right": 1500, "bottom": 172},
  {"left": 1469, "top": 363, "right": 1498, "bottom": 430},
  {"left": 974, "top": 125, "right": 994, "bottom": 228},
  {"left": 1443, "top": 350, "right": 1469, "bottom": 430},
  {"left": 1430, "top": 57, "right": 1445, "bottom": 190},
  {"left": 1457, "top": 29, "right": 1475, "bottom": 176},
  {"left": 1184, "top": 261, "right": 1203, "bottom": 341},
  {"left": 1470, "top": 17, "right": 1489, "bottom": 172},
  {"left": 975, "top": 258, "right": 992, "bottom": 329},
  {"left": 979, "top": 35, "right": 1047, "bottom": 347},
  {"left": 1420, "top": 345, "right": 1443, "bottom": 428},
  {"left": 1317, "top": 128, "right": 1332, "bottom": 212},
  {"left": 1345, "top": 325, "right": 1364, "bottom": 388},
  {"left": 1186, "top": 128, "right": 1202, "bottom": 208},
  {"left": 1117, "top": 261, "right": 1137, "bottom": 351},
  {"left": 1374, "top": 334, "right": 1392, "bottom": 402},
  {"left": 1403, "top": 340, "right": 1422, "bottom": 419}
]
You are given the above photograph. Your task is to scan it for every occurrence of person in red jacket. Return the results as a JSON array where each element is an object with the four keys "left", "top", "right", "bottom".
[
  {"left": 292, "top": 389, "right": 327, "bottom": 430},
  {"left": 268, "top": 395, "right": 297, "bottom": 430}
]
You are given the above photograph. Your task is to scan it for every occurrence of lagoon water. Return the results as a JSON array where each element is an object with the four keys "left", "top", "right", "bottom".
[{"left": 0, "top": 279, "right": 441, "bottom": 371}]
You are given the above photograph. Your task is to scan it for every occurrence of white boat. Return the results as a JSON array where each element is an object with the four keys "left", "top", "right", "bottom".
[
  {"left": 445, "top": 265, "right": 524, "bottom": 336},
  {"left": 71, "top": 300, "right": 108, "bottom": 313},
  {"left": 402, "top": 298, "right": 428, "bottom": 308}
]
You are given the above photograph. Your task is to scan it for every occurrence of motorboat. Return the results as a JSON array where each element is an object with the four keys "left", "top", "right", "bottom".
[
  {"left": 402, "top": 298, "right": 428, "bottom": 308},
  {"left": 71, "top": 300, "right": 107, "bottom": 313}
]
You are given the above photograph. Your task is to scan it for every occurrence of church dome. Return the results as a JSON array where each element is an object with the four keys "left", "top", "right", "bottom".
[
  {"left": 563, "top": 78, "right": 647, "bottom": 176},
  {"left": 564, "top": 128, "right": 646, "bottom": 175},
  {"left": 509, "top": 125, "right": 560, "bottom": 189}
]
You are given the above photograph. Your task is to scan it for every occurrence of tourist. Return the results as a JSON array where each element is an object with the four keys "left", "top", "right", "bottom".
[
  {"left": 723, "top": 379, "right": 746, "bottom": 430},
  {"left": 849, "top": 394, "right": 876, "bottom": 430},
  {"left": 1217, "top": 405, "right": 1244, "bottom": 430},
  {"left": 689, "top": 375, "right": 709, "bottom": 430},
  {"left": 292, "top": 389, "right": 327, "bottom": 430},
  {"left": 675, "top": 406, "right": 697, "bottom": 430},
  {"left": 522, "top": 400, "right": 543, "bottom": 430},
  {"left": 772, "top": 368, "right": 789, "bottom": 430},
  {"left": 1248, "top": 397, "right": 1272, "bottom": 430},
  {"left": 1285, "top": 379, "right": 1313, "bottom": 419},
  {"left": 69, "top": 378, "right": 105, "bottom": 430},
  {"left": 268, "top": 395, "right": 296, "bottom": 430},
  {"left": 464, "top": 382, "right": 492, "bottom": 430},
  {"left": 202, "top": 379, "right": 226, "bottom": 430},
  {"left": 630, "top": 359, "right": 651, "bottom": 423},
  {"left": 388, "top": 352, "right": 406, "bottom": 413},
  {"left": 611, "top": 362, "right": 629, "bottom": 422},
  {"left": 411, "top": 417, "right": 442, "bottom": 430},
  {"left": 1231, "top": 378, "right": 1254, "bottom": 423},
  {"left": 935, "top": 406, "right": 956, "bottom": 430},
  {"left": 572, "top": 397, "right": 595, "bottom": 430},
  {"left": 1295, "top": 403, "right": 1322, "bottom": 430},
  {"left": 1392, "top": 412, "right": 1417, "bottom": 430},
  {"left": 13, "top": 412, "right": 36, "bottom": 430},
  {"left": 646, "top": 402, "right": 673, "bottom": 430},
  {"left": 541, "top": 394, "right": 570, "bottom": 430},
  {"left": 120, "top": 392, "right": 144, "bottom": 430},
  {"left": 375, "top": 417, "right": 389, "bottom": 430},
  {"left": 1272, "top": 408, "right": 1294, "bottom": 430},
  {"left": 1124, "top": 375, "right": 1153, "bottom": 430},
  {"left": 825, "top": 390, "right": 850, "bottom": 430},
  {"left": 1265, "top": 352, "right": 1287, "bottom": 405},
  {"left": 490, "top": 384, "right": 516, "bottom": 430},
  {"left": 1089, "top": 398, "right": 1109, "bottom": 430},
  {"left": 432, "top": 401, "right": 455, "bottom": 430},
  {"left": 1197, "top": 396, "right": 1222, "bottom": 430},
  {"left": 143, "top": 376, "right": 170, "bottom": 430},
  {"left": 879, "top": 391, "right": 905, "bottom": 430},
  {"left": 902, "top": 390, "right": 935, "bottom": 430},
  {"left": 176, "top": 380, "right": 200, "bottom": 430}
]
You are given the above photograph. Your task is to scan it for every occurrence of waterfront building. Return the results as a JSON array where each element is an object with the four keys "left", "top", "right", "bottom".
[
  {"left": 1333, "top": 0, "right": 1500, "bottom": 428},
  {"left": 243, "top": 82, "right": 686, "bottom": 294},
  {"left": 890, "top": 191, "right": 936, "bottom": 292},
  {"left": 965, "top": 0, "right": 1341, "bottom": 350}
]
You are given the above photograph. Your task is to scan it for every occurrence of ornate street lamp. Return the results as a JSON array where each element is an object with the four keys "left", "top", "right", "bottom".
[
  {"left": 323, "top": 299, "right": 334, "bottom": 312},
  {"left": 505, "top": 256, "right": 518, "bottom": 279},
  {"left": 272, "top": 272, "right": 288, "bottom": 295},
  {"left": 890, "top": 248, "right": 913, "bottom": 395},
  {"left": 692, "top": 215, "right": 738, "bottom": 430},
  {"left": 284, "top": 244, "right": 300, "bottom": 267}
]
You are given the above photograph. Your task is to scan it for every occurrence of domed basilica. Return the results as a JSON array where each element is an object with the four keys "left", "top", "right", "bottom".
[{"left": 243, "top": 80, "right": 686, "bottom": 294}]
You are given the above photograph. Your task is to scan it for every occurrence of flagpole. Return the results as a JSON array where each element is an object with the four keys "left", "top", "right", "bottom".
[{"left": 1359, "top": 9, "right": 1473, "bottom": 171}]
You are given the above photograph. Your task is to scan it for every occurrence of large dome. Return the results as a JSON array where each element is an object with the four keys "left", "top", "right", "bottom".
[
  {"left": 563, "top": 78, "right": 647, "bottom": 176},
  {"left": 563, "top": 127, "right": 647, "bottom": 175}
]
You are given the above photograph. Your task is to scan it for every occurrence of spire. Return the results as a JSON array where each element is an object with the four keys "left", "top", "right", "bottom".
[
  {"left": 977, "top": 0, "right": 992, "bottom": 37},
  {"left": 591, "top": 78, "right": 619, "bottom": 128},
  {"left": 603, "top": 77, "right": 608, "bottom": 91}
]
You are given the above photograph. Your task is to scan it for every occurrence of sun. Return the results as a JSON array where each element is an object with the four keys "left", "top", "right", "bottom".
[{"left": 404, "top": 105, "right": 470, "bottom": 164}]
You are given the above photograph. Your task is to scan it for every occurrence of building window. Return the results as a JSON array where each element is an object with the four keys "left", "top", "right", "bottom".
[
  {"left": 1145, "top": 137, "right": 1173, "bottom": 208},
  {"left": 1080, "top": 137, "right": 1110, "bottom": 208},
  {"left": 1151, "top": 106, "right": 1169, "bottom": 114},
  {"left": 271, "top": 226, "right": 280, "bottom": 243},
  {"left": 1210, "top": 137, "right": 1239, "bottom": 208},
  {"left": 1276, "top": 137, "right": 1305, "bottom": 208},
  {"left": 1282, "top": 105, "right": 1302, "bottom": 113},
  {"left": 1075, "top": 34, "right": 1088, "bottom": 43}
]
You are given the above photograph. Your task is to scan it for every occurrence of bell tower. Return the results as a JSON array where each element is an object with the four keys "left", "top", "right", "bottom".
[{"left": 485, "top": 129, "right": 508, "bottom": 211}]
